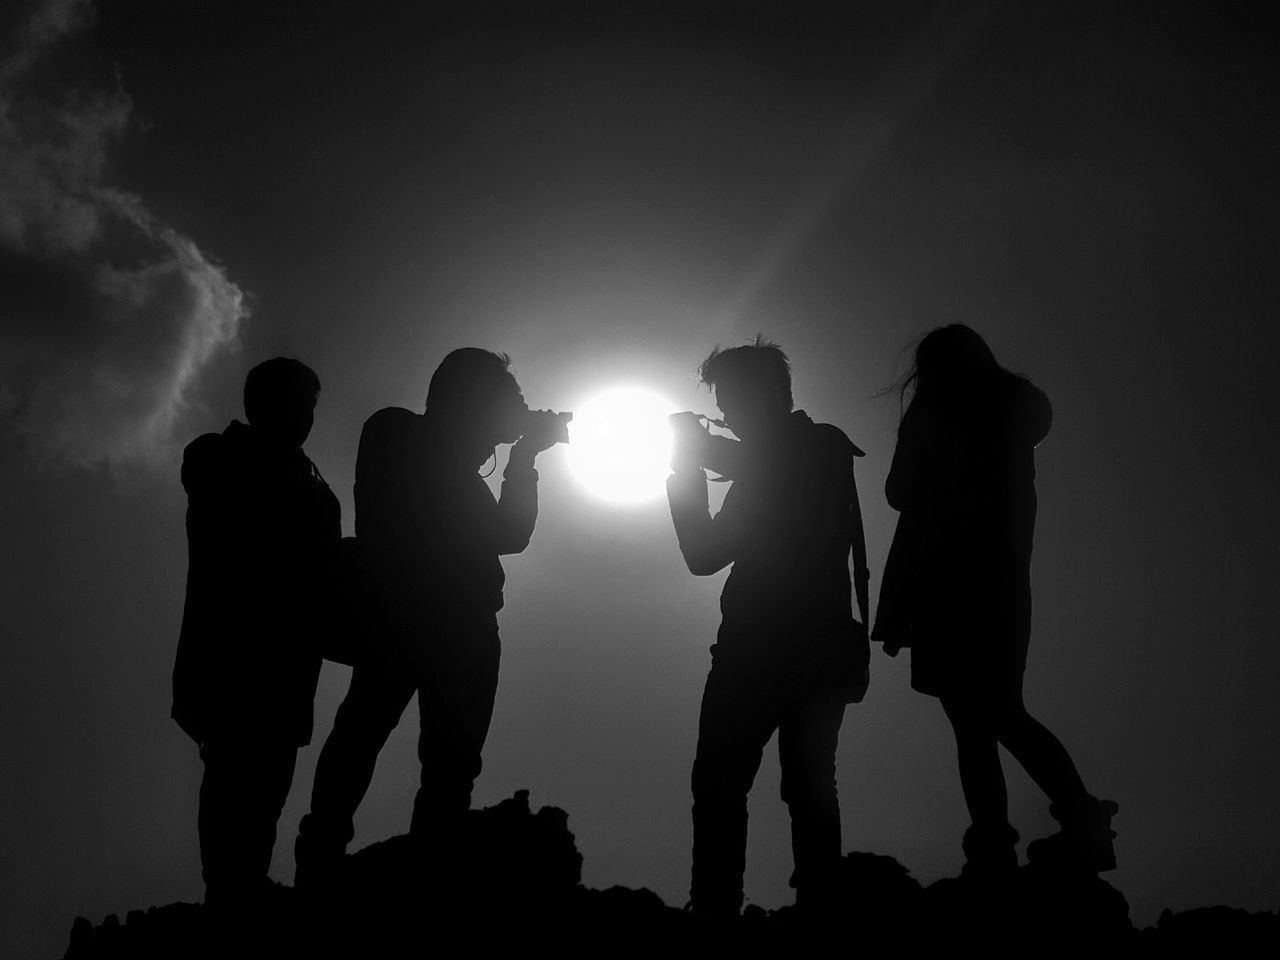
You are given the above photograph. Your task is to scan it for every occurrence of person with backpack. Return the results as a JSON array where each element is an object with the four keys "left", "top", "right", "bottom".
[{"left": 294, "top": 348, "right": 566, "bottom": 882}]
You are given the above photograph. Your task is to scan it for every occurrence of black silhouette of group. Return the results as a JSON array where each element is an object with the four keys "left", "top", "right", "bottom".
[{"left": 172, "top": 329, "right": 1117, "bottom": 915}]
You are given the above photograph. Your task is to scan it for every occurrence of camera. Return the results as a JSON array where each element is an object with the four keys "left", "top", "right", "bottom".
[
  {"left": 669, "top": 411, "right": 744, "bottom": 479},
  {"left": 518, "top": 408, "right": 572, "bottom": 446}
]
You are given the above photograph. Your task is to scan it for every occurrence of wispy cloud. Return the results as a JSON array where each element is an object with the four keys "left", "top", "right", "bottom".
[{"left": 0, "top": 0, "right": 247, "bottom": 468}]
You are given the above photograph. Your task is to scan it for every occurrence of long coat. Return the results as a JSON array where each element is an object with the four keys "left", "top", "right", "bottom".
[
  {"left": 171, "top": 420, "right": 341, "bottom": 746},
  {"left": 876, "top": 378, "right": 1052, "bottom": 699}
]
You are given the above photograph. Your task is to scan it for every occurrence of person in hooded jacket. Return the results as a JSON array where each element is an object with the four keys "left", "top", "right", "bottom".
[
  {"left": 172, "top": 357, "right": 341, "bottom": 906},
  {"left": 873, "top": 324, "right": 1117, "bottom": 877},
  {"left": 667, "top": 338, "right": 871, "bottom": 916}
]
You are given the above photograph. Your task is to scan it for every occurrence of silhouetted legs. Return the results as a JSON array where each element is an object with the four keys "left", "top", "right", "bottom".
[
  {"left": 942, "top": 688, "right": 1092, "bottom": 872},
  {"left": 690, "top": 641, "right": 844, "bottom": 913},
  {"left": 999, "top": 704, "right": 1088, "bottom": 802},
  {"left": 297, "top": 621, "right": 501, "bottom": 874},
  {"left": 779, "top": 696, "right": 845, "bottom": 896},
  {"left": 298, "top": 662, "right": 417, "bottom": 861},
  {"left": 942, "top": 690, "right": 1087, "bottom": 824},
  {"left": 410, "top": 627, "right": 500, "bottom": 833},
  {"left": 198, "top": 736, "right": 298, "bottom": 905},
  {"left": 942, "top": 696, "right": 1009, "bottom": 832}
]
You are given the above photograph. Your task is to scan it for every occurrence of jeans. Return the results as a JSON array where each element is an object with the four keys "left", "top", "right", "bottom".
[
  {"left": 298, "top": 621, "right": 500, "bottom": 861},
  {"left": 689, "top": 639, "right": 846, "bottom": 911},
  {"left": 198, "top": 735, "right": 299, "bottom": 902}
]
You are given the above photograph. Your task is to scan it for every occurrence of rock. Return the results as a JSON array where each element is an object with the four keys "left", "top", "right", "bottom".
[
  {"left": 1153, "top": 904, "right": 1280, "bottom": 947},
  {"left": 60, "top": 791, "right": 1276, "bottom": 957}
]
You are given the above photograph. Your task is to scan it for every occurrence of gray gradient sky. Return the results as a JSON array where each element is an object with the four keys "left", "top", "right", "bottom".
[{"left": 2, "top": 2, "right": 1279, "bottom": 956}]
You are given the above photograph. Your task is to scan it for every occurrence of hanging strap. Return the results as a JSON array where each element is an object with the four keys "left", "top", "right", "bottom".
[{"left": 849, "top": 443, "right": 870, "bottom": 630}]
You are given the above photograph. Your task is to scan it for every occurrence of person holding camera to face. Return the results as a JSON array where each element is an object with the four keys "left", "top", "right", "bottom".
[
  {"left": 295, "top": 348, "right": 567, "bottom": 883},
  {"left": 667, "top": 338, "right": 871, "bottom": 918}
]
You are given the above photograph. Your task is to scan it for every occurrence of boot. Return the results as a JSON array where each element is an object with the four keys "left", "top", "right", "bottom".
[
  {"left": 684, "top": 884, "right": 743, "bottom": 920},
  {"left": 293, "top": 830, "right": 345, "bottom": 894},
  {"left": 960, "top": 822, "right": 1019, "bottom": 881},
  {"left": 1026, "top": 796, "right": 1118, "bottom": 873}
]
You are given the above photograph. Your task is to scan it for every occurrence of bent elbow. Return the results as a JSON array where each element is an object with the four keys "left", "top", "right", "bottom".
[
  {"left": 498, "top": 534, "right": 533, "bottom": 556},
  {"left": 683, "top": 551, "right": 729, "bottom": 577}
]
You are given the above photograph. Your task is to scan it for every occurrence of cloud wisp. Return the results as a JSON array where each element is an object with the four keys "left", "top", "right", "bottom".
[{"left": 0, "top": 0, "right": 247, "bottom": 468}]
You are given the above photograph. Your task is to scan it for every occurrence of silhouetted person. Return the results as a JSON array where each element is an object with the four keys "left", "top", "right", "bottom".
[
  {"left": 874, "top": 324, "right": 1117, "bottom": 877},
  {"left": 667, "top": 338, "right": 871, "bottom": 916},
  {"left": 295, "top": 348, "right": 565, "bottom": 881},
  {"left": 172, "top": 357, "right": 341, "bottom": 907}
]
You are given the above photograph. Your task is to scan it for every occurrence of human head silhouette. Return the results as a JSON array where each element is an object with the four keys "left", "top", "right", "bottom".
[
  {"left": 880, "top": 323, "right": 1008, "bottom": 417},
  {"left": 698, "top": 336, "right": 793, "bottom": 440},
  {"left": 425, "top": 348, "right": 526, "bottom": 463},
  {"left": 911, "top": 323, "right": 998, "bottom": 394},
  {"left": 243, "top": 357, "right": 321, "bottom": 451}
]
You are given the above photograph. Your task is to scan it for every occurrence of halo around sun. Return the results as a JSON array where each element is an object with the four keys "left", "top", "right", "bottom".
[{"left": 566, "top": 386, "right": 678, "bottom": 505}]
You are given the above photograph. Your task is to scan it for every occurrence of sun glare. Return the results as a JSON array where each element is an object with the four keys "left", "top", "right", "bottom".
[{"left": 566, "top": 386, "right": 678, "bottom": 505}]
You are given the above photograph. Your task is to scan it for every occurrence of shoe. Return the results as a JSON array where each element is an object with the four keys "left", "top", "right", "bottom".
[
  {"left": 293, "top": 833, "right": 345, "bottom": 894},
  {"left": 1026, "top": 796, "right": 1118, "bottom": 873}
]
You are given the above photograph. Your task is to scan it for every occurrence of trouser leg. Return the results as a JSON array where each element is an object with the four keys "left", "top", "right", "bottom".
[
  {"left": 689, "top": 650, "right": 778, "bottom": 913},
  {"left": 411, "top": 624, "right": 501, "bottom": 834},
  {"left": 993, "top": 688, "right": 1089, "bottom": 806},
  {"left": 298, "top": 663, "right": 416, "bottom": 860},
  {"left": 941, "top": 695, "right": 1020, "bottom": 874},
  {"left": 994, "top": 689, "right": 1117, "bottom": 871},
  {"left": 778, "top": 692, "right": 845, "bottom": 894},
  {"left": 199, "top": 737, "right": 299, "bottom": 904},
  {"left": 941, "top": 695, "right": 1008, "bottom": 830}
]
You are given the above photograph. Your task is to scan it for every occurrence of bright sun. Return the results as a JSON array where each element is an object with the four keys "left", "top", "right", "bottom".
[{"left": 566, "top": 386, "right": 678, "bottom": 505}]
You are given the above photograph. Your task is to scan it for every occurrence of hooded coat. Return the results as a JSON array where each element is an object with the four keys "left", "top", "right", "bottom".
[
  {"left": 172, "top": 420, "right": 341, "bottom": 745},
  {"left": 878, "top": 376, "right": 1052, "bottom": 698}
]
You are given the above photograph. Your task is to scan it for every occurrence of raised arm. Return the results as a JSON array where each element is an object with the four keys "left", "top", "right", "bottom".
[
  {"left": 494, "top": 443, "right": 539, "bottom": 555},
  {"left": 666, "top": 468, "right": 735, "bottom": 576}
]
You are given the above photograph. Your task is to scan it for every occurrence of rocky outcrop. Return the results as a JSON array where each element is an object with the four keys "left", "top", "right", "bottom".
[{"left": 63, "top": 790, "right": 1277, "bottom": 958}]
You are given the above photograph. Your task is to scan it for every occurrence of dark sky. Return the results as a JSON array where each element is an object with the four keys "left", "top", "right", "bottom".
[{"left": 2, "top": 1, "right": 1279, "bottom": 955}]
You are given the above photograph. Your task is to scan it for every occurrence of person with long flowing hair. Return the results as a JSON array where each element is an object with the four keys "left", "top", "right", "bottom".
[{"left": 874, "top": 324, "right": 1117, "bottom": 877}]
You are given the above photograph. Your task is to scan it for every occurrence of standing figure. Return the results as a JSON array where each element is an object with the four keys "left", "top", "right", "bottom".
[
  {"left": 874, "top": 324, "right": 1117, "bottom": 877},
  {"left": 667, "top": 338, "right": 871, "bottom": 916},
  {"left": 173, "top": 357, "right": 341, "bottom": 907},
  {"left": 295, "top": 348, "right": 565, "bottom": 880}
]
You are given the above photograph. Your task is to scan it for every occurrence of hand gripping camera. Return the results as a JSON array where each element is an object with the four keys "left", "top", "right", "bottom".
[{"left": 669, "top": 411, "right": 745, "bottom": 480}]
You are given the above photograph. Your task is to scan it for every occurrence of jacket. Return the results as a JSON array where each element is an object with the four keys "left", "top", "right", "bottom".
[
  {"left": 667, "top": 410, "right": 868, "bottom": 687},
  {"left": 172, "top": 420, "right": 341, "bottom": 745},
  {"left": 354, "top": 407, "right": 538, "bottom": 625},
  {"left": 878, "top": 376, "right": 1052, "bottom": 695}
]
